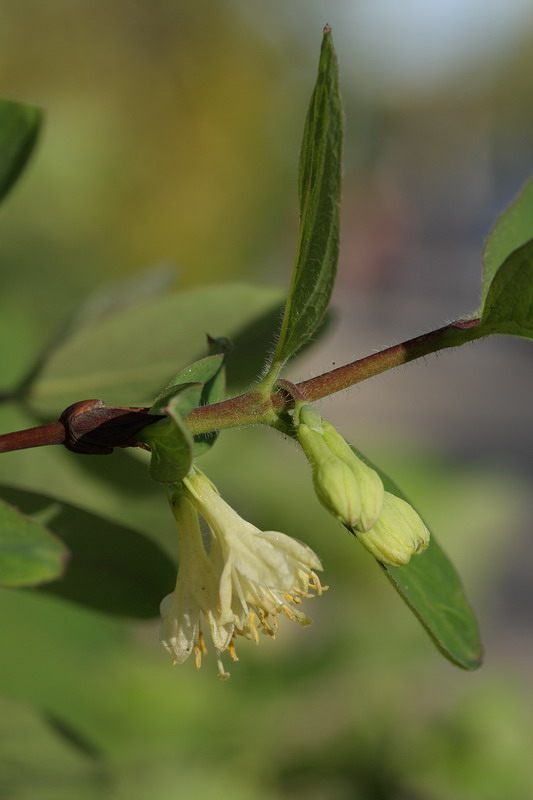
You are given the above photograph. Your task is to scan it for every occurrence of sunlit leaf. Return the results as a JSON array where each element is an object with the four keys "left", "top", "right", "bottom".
[
  {"left": 0, "top": 98, "right": 41, "bottom": 204},
  {"left": 0, "top": 497, "right": 68, "bottom": 587},
  {"left": 270, "top": 27, "right": 342, "bottom": 367},
  {"left": 149, "top": 354, "right": 224, "bottom": 413},
  {"left": 479, "top": 240, "right": 533, "bottom": 339},
  {"left": 482, "top": 177, "right": 533, "bottom": 309},
  {"left": 356, "top": 451, "right": 483, "bottom": 670},
  {"left": 383, "top": 539, "right": 483, "bottom": 671}
]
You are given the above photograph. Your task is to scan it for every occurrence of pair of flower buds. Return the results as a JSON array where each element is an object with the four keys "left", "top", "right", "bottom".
[{"left": 296, "top": 405, "right": 429, "bottom": 566}]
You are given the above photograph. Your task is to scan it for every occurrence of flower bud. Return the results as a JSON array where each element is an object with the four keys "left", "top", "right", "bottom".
[
  {"left": 320, "top": 421, "right": 384, "bottom": 532},
  {"left": 297, "top": 406, "right": 384, "bottom": 531},
  {"left": 356, "top": 492, "right": 430, "bottom": 566}
]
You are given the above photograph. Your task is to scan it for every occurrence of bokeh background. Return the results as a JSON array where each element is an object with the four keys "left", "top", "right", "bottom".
[{"left": 1, "top": 1, "right": 533, "bottom": 797}]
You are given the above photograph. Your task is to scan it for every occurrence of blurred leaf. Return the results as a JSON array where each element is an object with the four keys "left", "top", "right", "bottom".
[
  {"left": 478, "top": 240, "right": 533, "bottom": 339},
  {"left": 42, "top": 710, "right": 106, "bottom": 762},
  {"left": 28, "top": 283, "right": 284, "bottom": 413},
  {"left": 0, "top": 497, "right": 68, "bottom": 587},
  {"left": 0, "top": 98, "right": 41, "bottom": 204},
  {"left": 140, "top": 387, "right": 199, "bottom": 484},
  {"left": 357, "top": 452, "right": 482, "bottom": 670},
  {"left": 271, "top": 27, "right": 342, "bottom": 366},
  {"left": 63, "top": 264, "right": 177, "bottom": 335},
  {"left": 482, "top": 178, "right": 533, "bottom": 309},
  {"left": 0, "top": 485, "right": 175, "bottom": 618},
  {"left": 17, "top": 266, "right": 178, "bottom": 399},
  {"left": 0, "top": 698, "right": 112, "bottom": 800}
]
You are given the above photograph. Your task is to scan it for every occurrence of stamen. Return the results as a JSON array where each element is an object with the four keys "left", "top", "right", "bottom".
[
  {"left": 248, "top": 612, "right": 259, "bottom": 644},
  {"left": 310, "top": 571, "right": 328, "bottom": 595},
  {"left": 227, "top": 639, "right": 239, "bottom": 662},
  {"left": 281, "top": 604, "right": 299, "bottom": 622},
  {"left": 193, "top": 631, "right": 208, "bottom": 669},
  {"left": 284, "top": 592, "right": 303, "bottom": 605},
  {"left": 258, "top": 610, "right": 276, "bottom": 636},
  {"left": 194, "top": 644, "right": 202, "bottom": 669},
  {"left": 216, "top": 655, "right": 230, "bottom": 680}
]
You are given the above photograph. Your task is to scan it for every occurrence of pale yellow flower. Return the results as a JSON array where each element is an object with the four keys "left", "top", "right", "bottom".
[
  {"left": 160, "top": 470, "right": 324, "bottom": 677},
  {"left": 159, "top": 492, "right": 233, "bottom": 676}
]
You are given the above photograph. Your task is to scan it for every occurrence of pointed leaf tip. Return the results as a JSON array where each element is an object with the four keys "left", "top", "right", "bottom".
[{"left": 269, "top": 25, "right": 342, "bottom": 367}]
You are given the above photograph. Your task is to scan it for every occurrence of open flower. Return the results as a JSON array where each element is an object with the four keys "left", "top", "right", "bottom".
[
  {"left": 159, "top": 491, "right": 234, "bottom": 675},
  {"left": 160, "top": 470, "right": 324, "bottom": 677}
]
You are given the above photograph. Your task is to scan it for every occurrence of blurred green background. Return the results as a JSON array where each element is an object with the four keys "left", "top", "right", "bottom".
[{"left": 1, "top": 1, "right": 533, "bottom": 798}]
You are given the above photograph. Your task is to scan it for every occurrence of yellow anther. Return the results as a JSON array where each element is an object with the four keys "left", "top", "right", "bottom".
[
  {"left": 194, "top": 645, "right": 203, "bottom": 669},
  {"left": 281, "top": 605, "right": 299, "bottom": 622},
  {"left": 248, "top": 612, "right": 260, "bottom": 644},
  {"left": 258, "top": 610, "right": 276, "bottom": 636},
  {"left": 227, "top": 639, "right": 239, "bottom": 662},
  {"left": 284, "top": 592, "right": 302, "bottom": 605},
  {"left": 310, "top": 571, "right": 327, "bottom": 596}
]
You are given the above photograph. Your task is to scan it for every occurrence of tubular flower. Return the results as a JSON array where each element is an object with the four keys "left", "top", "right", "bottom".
[
  {"left": 160, "top": 470, "right": 324, "bottom": 677},
  {"left": 159, "top": 491, "right": 234, "bottom": 676}
]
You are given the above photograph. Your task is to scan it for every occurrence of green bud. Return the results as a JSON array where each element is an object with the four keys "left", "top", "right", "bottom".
[
  {"left": 297, "top": 406, "right": 384, "bottom": 531},
  {"left": 298, "top": 404, "right": 324, "bottom": 433},
  {"left": 356, "top": 492, "right": 430, "bottom": 567},
  {"left": 298, "top": 422, "right": 362, "bottom": 527},
  {"left": 320, "top": 421, "right": 384, "bottom": 532}
]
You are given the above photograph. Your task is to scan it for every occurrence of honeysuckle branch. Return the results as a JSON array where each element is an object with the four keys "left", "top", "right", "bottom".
[
  {"left": 185, "top": 316, "right": 483, "bottom": 435},
  {"left": 296, "top": 316, "right": 482, "bottom": 403},
  {"left": 0, "top": 316, "right": 483, "bottom": 453}
]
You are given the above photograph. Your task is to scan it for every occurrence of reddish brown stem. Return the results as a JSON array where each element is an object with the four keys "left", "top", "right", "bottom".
[
  {"left": 0, "top": 421, "right": 65, "bottom": 453},
  {"left": 295, "top": 318, "right": 482, "bottom": 402}
]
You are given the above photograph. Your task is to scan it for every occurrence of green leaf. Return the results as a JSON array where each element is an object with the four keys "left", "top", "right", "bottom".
[
  {"left": 202, "top": 335, "right": 230, "bottom": 408},
  {"left": 0, "top": 485, "right": 175, "bottom": 618},
  {"left": 271, "top": 27, "right": 342, "bottom": 367},
  {"left": 482, "top": 177, "right": 533, "bottom": 310},
  {"left": 150, "top": 352, "right": 229, "bottom": 457},
  {"left": 16, "top": 266, "right": 177, "bottom": 399},
  {"left": 0, "top": 99, "right": 41, "bottom": 204},
  {"left": 28, "top": 283, "right": 284, "bottom": 414},
  {"left": 150, "top": 354, "right": 224, "bottom": 413},
  {"left": 357, "top": 452, "right": 482, "bottom": 670},
  {"left": 0, "top": 497, "right": 68, "bottom": 587},
  {"left": 383, "top": 539, "right": 482, "bottom": 671},
  {"left": 140, "top": 386, "right": 201, "bottom": 484},
  {"left": 479, "top": 239, "right": 533, "bottom": 339}
]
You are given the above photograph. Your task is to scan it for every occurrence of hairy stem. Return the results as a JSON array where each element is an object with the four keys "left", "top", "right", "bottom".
[
  {"left": 185, "top": 317, "right": 482, "bottom": 434},
  {"left": 297, "top": 318, "right": 482, "bottom": 401}
]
